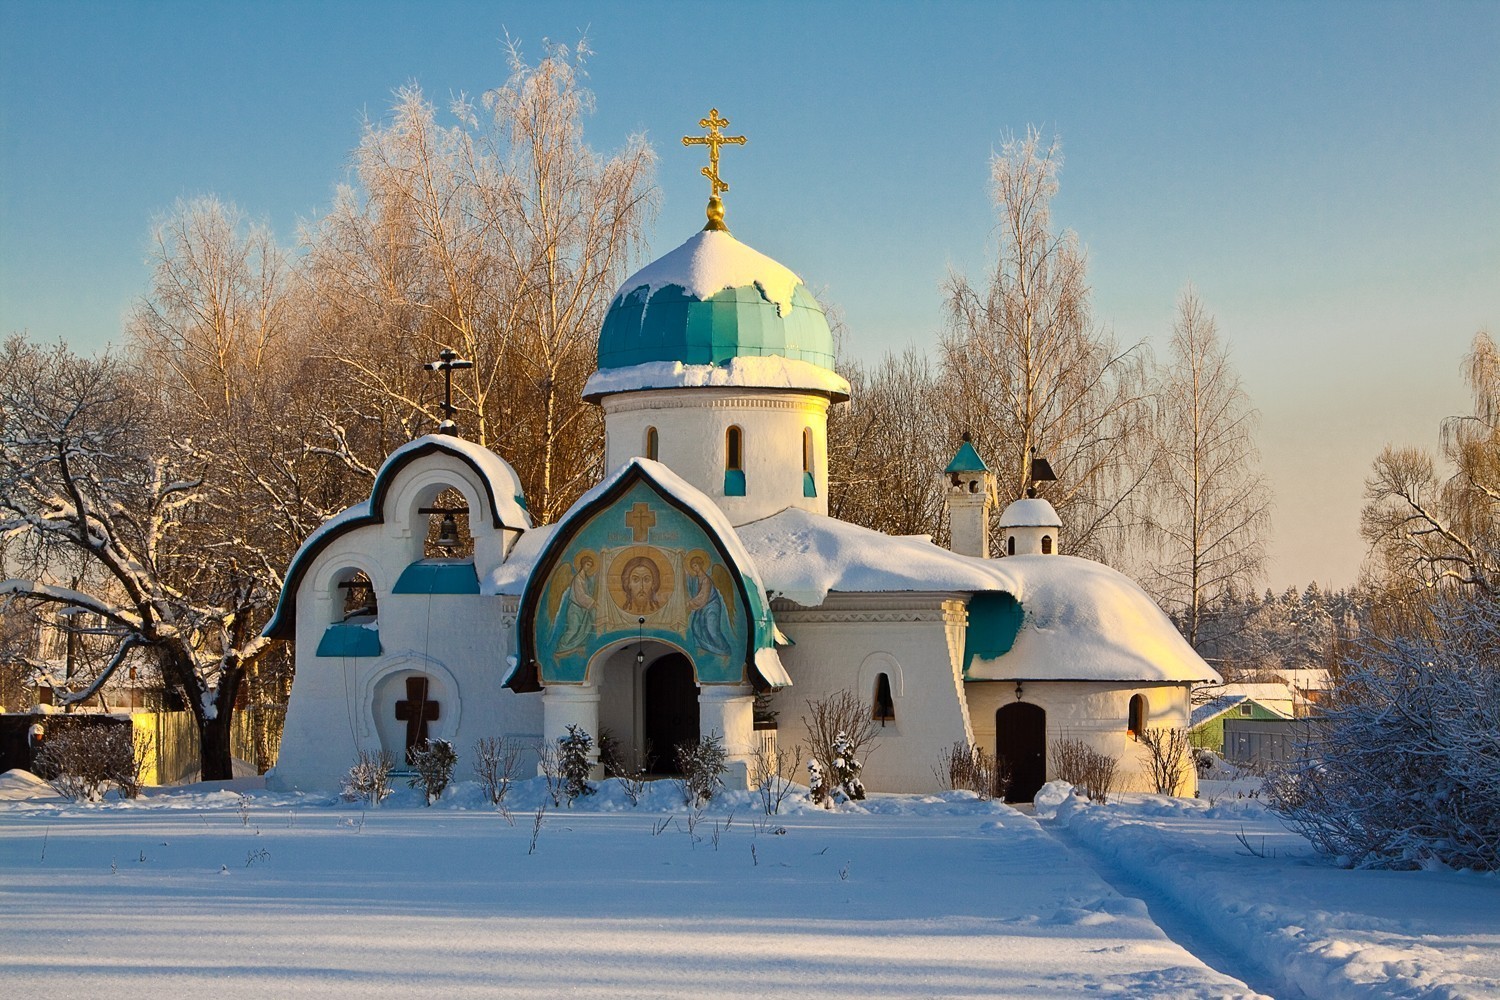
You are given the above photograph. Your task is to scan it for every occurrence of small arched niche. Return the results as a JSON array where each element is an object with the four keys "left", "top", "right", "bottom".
[{"left": 1127, "top": 693, "right": 1148, "bottom": 739}]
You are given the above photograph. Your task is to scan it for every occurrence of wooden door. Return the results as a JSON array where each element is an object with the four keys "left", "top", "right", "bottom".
[{"left": 996, "top": 701, "right": 1047, "bottom": 803}]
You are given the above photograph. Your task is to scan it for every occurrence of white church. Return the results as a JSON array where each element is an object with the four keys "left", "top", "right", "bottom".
[{"left": 265, "top": 114, "right": 1217, "bottom": 801}]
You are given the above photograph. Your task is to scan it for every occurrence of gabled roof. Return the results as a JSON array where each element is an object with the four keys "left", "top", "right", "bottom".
[
  {"left": 263, "top": 436, "right": 530, "bottom": 640},
  {"left": 1191, "top": 694, "right": 1292, "bottom": 728}
]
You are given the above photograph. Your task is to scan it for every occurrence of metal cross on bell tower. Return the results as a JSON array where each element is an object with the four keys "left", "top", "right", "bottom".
[{"left": 424, "top": 348, "right": 474, "bottom": 436}]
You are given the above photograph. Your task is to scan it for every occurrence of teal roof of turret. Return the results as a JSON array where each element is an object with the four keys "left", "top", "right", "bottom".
[{"left": 945, "top": 439, "right": 990, "bottom": 474}]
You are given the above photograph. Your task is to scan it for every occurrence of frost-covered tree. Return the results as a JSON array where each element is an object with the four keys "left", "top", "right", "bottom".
[
  {"left": 1268, "top": 589, "right": 1500, "bottom": 870},
  {"left": 303, "top": 40, "right": 656, "bottom": 523},
  {"left": 1146, "top": 288, "right": 1271, "bottom": 648},
  {"left": 941, "top": 128, "right": 1153, "bottom": 559},
  {"left": 0, "top": 337, "right": 259, "bottom": 779}
]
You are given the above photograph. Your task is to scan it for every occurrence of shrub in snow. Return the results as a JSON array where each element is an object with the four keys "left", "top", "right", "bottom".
[
  {"left": 933, "top": 740, "right": 1008, "bottom": 800},
  {"left": 674, "top": 732, "right": 728, "bottom": 805},
  {"left": 751, "top": 737, "right": 799, "bottom": 815},
  {"left": 558, "top": 725, "right": 595, "bottom": 804},
  {"left": 408, "top": 739, "right": 457, "bottom": 805},
  {"left": 1051, "top": 737, "right": 1118, "bottom": 804},
  {"left": 1267, "top": 593, "right": 1500, "bottom": 870},
  {"left": 801, "top": 690, "right": 879, "bottom": 807},
  {"left": 472, "top": 736, "right": 522, "bottom": 808},
  {"left": 1136, "top": 727, "right": 1191, "bottom": 795},
  {"left": 343, "top": 749, "right": 395, "bottom": 806},
  {"left": 32, "top": 721, "right": 145, "bottom": 802}
]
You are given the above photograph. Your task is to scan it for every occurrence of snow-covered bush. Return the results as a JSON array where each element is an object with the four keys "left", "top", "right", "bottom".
[
  {"left": 32, "top": 721, "right": 143, "bottom": 802},
  {"left": 933, "top": 740, "right": 1008, "bottom": 799},
  {"left": 408, "top": 739, "right": 457, "bottom": 805},
  {"left": 1137, "top": 727, "right": 1191, "bottom": 795},
  {"left": 1267, "top": 593, "right": 1500, "bottom": 870},
  {"left": 674, "top": 732, "right": 727, "bottom": 805},
  {"left": 802, "top": 690, "right": 879, "bottom": 807},
  {"left": 472, "top": 736, "right": 522, "bottom": 808},
  {"left": 343, "top": 749, "right": 395, "bottom": 806},
  {"left": 558, "top": 725, "right": 595, "bottom": 803}
]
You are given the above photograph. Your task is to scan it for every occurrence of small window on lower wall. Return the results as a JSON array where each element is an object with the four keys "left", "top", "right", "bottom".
[
  {"left": 1127, "top": 693, "right": 1148, "bottom": 738},
  {"left": 645, "top": 426, "right": 658, "bottom": 461},
  {"left": 873, "top": 673, "right": 895, "bottom": 725}
]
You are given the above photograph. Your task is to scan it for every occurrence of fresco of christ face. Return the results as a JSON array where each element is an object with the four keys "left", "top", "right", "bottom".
[{"left": 621, "top": 556, "right": 662, "bottom": 614}]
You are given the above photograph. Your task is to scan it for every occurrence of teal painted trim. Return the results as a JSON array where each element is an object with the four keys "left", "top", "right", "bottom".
[
  {"left": 316, "top": 622, "right": 382, "bottom": 657},
  {"left": 514, "top": 493, "right": 529, "bottom": 512},
  {"left": 724, "top": 469, "right": 747, "bottom": 496},
  {"left": 962, "top": 591, "right": 1023, "bottom": 673},
  {"left": 598, "top": 281, "right": 836, "bottom": 371},
  {"left": 802, "top": 472, "right": 816, "bottom": 498},
  {"left": 393, "top": 560, "right": 481, "bottom": 595},
  {"left": 945, "top": 440, "right": 990, "bottom": 474}
]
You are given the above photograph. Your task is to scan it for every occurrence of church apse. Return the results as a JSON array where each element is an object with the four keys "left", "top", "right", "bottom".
[{"left": 521, "top": 478, "right": 754, "bottom": 688}]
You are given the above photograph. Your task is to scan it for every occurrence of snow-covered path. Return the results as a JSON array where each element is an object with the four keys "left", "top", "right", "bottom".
[
  {"left": 1037, "top": 788, "right": 1500, "bottom": 999},
  {"left": 0, "top": 781, "right": 1258, "bottom": 1000}
]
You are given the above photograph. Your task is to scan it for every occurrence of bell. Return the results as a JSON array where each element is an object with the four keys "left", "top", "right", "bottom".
[{"left": 435, "top": 511, "right": 460, "bottom": 549}]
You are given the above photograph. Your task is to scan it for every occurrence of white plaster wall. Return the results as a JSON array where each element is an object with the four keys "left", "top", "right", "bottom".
[
  {"left": 946, "top": 487, "right": 993, "bottom": 558},
  {"left": 763, "top": 594, "right": 974, "bottom": 794},
  {"left": 1005, "top": 525, "right": 1059, "bottom": 557},
  {"left": 601, "top": 388, "right": 830, "bottom": 524},
  {"left": 964, "top": 680, "right": 1197, "bottom": 796},
  {"left": 268, "top": 450, "right": 540, "bottom": 793}
]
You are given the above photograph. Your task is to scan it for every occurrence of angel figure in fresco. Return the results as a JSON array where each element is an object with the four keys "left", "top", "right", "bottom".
[
  {"left": 686, "top": 554, "right": 735, "bottom": 657},
  {"left": 550, "top": 553, "right": 598, "bottom": 653}
]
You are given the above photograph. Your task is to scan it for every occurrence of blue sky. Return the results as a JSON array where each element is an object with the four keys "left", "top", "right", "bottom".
[{"left": 2, "top": 1, "right": 1497, "bottom": 589}]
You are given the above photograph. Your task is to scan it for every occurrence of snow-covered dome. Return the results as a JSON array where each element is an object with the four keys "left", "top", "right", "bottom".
[
  {"left": 998, "top": 497, "right": 1062, "bottom": 529},
  {"left": 585, "top": 229, "right": 846, "bottom": 401}
]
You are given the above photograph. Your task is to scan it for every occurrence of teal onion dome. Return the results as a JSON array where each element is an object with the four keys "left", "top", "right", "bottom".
[{"left": 596, "top": 229, "right": 836, "bottom": 373}]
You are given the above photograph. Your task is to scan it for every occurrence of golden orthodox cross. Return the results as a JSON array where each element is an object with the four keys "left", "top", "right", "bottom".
[
  {"left": 625, "top": 502, "right": 657, "bottom": 542},
  {"left": 682, "top": 108, "right": 746, "bottom": 230}
]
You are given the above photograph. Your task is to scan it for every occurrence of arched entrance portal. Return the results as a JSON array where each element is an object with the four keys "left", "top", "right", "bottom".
[
  {"left": 644, "top": 653, "right": 700, "bottom": 773},
  {"left": 996, "top": 701, "right": 1046, "bottom": 803}
]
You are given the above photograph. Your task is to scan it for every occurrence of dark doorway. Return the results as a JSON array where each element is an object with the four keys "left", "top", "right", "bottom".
[
  {"left": 996, "top": 701, "right": 1047, "bottom": 803},
  {"left": 644, "top": 653, "right": 700, "bottom": 773}
]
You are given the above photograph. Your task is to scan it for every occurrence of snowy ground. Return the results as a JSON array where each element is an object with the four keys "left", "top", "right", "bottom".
[{"left": 1, "top": 771, "right": 1495, "bottom": 999}]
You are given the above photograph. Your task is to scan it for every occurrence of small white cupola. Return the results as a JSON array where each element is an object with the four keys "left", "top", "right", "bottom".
[
  {"left": 998, "top": 496, "right": 1062, "bottom": 556},
  {"left": 944, "top": 433, "right": 996, "bottom": 558}
]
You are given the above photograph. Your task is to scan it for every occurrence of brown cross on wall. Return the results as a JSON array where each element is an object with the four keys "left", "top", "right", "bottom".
[
  {"left": 625, "top": 502, "right": 657, "bottom": 542},
  {"left": 394, "top": 676, "right": 440, "bottom": 762}
]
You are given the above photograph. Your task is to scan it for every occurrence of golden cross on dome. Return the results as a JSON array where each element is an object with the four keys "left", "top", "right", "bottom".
[{"left": 682, "top": 108, "right": 746, "bottom": 231}]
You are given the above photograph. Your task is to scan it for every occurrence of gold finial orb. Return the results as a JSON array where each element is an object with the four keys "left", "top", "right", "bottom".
[
  {"left": 682, "top": 108, "right": 746, "bottom": 232},
  {"left": 705, "top": 196, "right": 727, "bottom": 231}
]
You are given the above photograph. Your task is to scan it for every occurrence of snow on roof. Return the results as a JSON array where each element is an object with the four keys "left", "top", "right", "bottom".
[
  {"left": 1191, "top": 693, "right": 1292, "bottom": 727},
  {"left": 736, "top": 507, "right": 1013, "bottom": 605},
  {"left": 735, "top": 507, "right": 1218, "bottom": 684},
  {"left": 582, "top": 356, "right": 850, "bottom": 402},
  {"left": 612, "top": 229, "right": 803, "bottom": 317},
  {"left": 484, "top": 524, "right": 557, "bottom": 595},
  {"left": 998, "top": 497, "right": 1062, "bottom": 529},
  {"left": 1201, "top": 682, "right": 1296, "bottom": 704}
]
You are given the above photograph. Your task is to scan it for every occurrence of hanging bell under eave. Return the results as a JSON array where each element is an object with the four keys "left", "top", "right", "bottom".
[{"left": 434, "top": 511, "right": 461, "bottom": 550}]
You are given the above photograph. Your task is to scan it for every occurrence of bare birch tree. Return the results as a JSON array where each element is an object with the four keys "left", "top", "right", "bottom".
[
  {"left": 941, "top": 128, "right": 1152, "bottom": 559},
  {"left": 828, "top": 349, "right": 950, "bottom": 539},
  {"left": 304, "top": 40, "right": 656, "bottom": 522},
  {"left": 1146, "top": 288, "right": 1271, "bottom": 647},
  {"left": 1363, "top": 331, "right": 1500, "bottom": 594}
]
